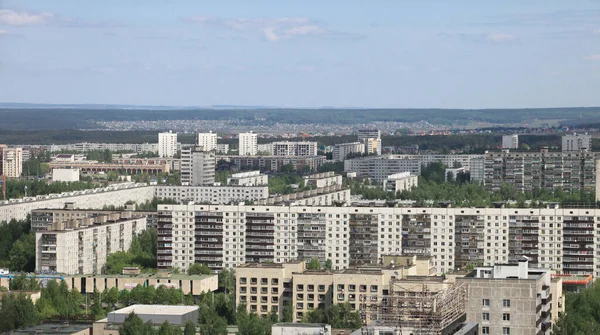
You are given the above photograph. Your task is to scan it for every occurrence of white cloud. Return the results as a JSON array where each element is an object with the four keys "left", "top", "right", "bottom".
[
  {"left": 0, "top": 9, "right": 53, "bottom": 26},
  {"left": 585, "top": 54, "right": 600, "bottom": 61},
  {"left": 185, "top": 16, "right": 362, "bottom": 41},
  {"left": 486, "top": 33, "right": 517, "bottom": 43}
]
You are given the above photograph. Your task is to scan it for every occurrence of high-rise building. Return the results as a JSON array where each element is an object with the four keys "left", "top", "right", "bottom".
[
  {"left": 0, "top": 147, "right": 23, "bottom": 178},
  {"left": 180, "top": 146, "right": 216, "bottom": 186},
  {"left": 358, "top": 129, "right": 382, "bottom": 155},
  {"left": 272, "top": 141, "right": 318, "bottom": 156},
  {"left": 158, "top": 131, "right": 178, "bottom": 158},
  {"left": 239, "top": 132, "right": 258, "bottom": 156},
  {"left": 562, "top": 133, "right": 592, "bottom": 152},
  {"left": 332, "top": 142, "right": 364, "bottom": 162},
  {"left": 35, "top": 213, "right": 147, "bottom": 274},
  {"left": 197, "top": 132, "right": 218, "bottom": 152},
  {"left": 502, "top": 134, "right": 519, "bottom": 149}
]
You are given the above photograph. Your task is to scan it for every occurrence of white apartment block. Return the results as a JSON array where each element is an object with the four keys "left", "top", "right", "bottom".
[
  {"left": 332, "top": 142, "right": 364, "bottom": 162},
  {"left": 157, "top": 204, "right": 600, "bottom": 279},
  {"left": 357, "top": 129, "right": 382, "bottom": 155},
  {"left": 1, "top": 147, "right": 23, "bottom": 178},
  {"left": 562, "top": 132, "right": 592, "bottom": 152},
  {"left": 239, "top": 132, "right": 258, "bottom": 156},
  {"left": 47, "top": 142, "right": 158, "bottom": 154},
  {"left": 304, "top": 172, "right": 342, "bottom": 189},
  {"left": 227, "top": 171, "right": 269, "bottom": 186},
  {"left": 272, "top": 141, "right": 318, "bottom": 156},
  {"left": 155, "top": 185, "right": 269, "bottom": 204},
  {"left": 257, "top": 143, "right": 273, "bottom": 155},
  {"left": 158, "top": 131, "right": 178, "bottom": 158},
  {"left": 502, "top": 134, "right": 519, "bottom": 149},
  {"left": 383, "top": 172, "right": 418, "bottom": 193},
  {"left": 196, "top": 132, "right": 218, "bottom": 152},
  {"left": 216, "top": 143, "right": 230, "bottom": 154},
  {"left": 36, "top": 214, "right": 147, "bottom": 274},
  {"left": 180, "top": 146, "right": 215, "bottom": 186},
  {"left": 0, "top": 183, "right": 155, "bottom": 223}
]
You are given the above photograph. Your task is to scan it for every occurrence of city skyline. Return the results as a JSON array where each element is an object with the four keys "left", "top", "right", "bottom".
[{"left": 1, "top": 0, "right": 600, "bottom": 109}]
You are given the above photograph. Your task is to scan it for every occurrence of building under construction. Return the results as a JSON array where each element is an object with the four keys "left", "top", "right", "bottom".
[{"left": 358, "top": 276, "right": 473, "bottom": 335}]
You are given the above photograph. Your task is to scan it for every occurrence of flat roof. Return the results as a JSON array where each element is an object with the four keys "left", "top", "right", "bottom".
[
  {"left": 10, "top": 323, "right": 92, "bottom": 334},
  {"left": 69, "top": 273, "right": 215, "bottom": 280},
  {"left": 274, "top": 323, "right": 329, "bottom": 328},
  {"left": 111, "top": 304, "right": 198, "bottom": 316}
]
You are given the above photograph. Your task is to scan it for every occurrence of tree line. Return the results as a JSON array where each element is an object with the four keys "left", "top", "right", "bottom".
[{"left": 4, "top": 179, "right": 98, "bottom": 200}]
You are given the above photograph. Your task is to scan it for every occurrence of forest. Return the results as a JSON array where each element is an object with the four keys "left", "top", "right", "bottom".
[{"left": 553, "top": 280, "right": 600, "bottom": 335}]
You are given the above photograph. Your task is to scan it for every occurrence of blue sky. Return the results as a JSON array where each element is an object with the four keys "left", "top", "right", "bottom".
[{"left": 1, "top": 0, "right": 599, "bottom": 108}]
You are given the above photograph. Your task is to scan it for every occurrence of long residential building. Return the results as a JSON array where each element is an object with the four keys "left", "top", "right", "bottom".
[
  {"left": 157, "top": 203, "right": 600, "bottom": 278},
  {"left": 35, "top": 213, "right": 147, "bottom": 274},
  {"left": 0, "top": 183, "right": 155, "bottom": 223},
  {"left": 155, "top": 185, "right": 269, "bottom": 204},
  {"left": 332, "top": 142, "right": 364, "bottom": 162},
  {"left": 49, "top": 161, "right": 171, "bottom": 174},
  {"left": 272, "top": 141, "right": 318, "bottom": 156},
  {"left": 46, "top": 142, "right": 159, "bottom": 153},
  {"left": 222, "top": 155, "right": 326, "bottom": 172},
  {"left": 484, "top": 149, "right": 600, "bottom": 193}
]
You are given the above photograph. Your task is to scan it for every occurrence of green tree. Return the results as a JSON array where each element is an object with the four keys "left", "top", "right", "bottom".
[
  {"left": 324, "top": 259, "right": 333, "bottom": 270},
  {"left": 187, "top": 263, "right": 212, "bottom": 275},
  {"left": 307, "top": 259, "right": 322, "bottom": 270},
  {"left": 282, "top": 301, "right": 293, "bottom": 323},
  {"left": 199, "top": 307, "right": 228, "bottom": 335},
  {"left": 158, "top": 320, "right": 182, "bottom": 335},
  {"left": 0, "top": 293, "right": 39, "bottom": 332},
  {"left": 9, "top": 274, "right": 40, "bottom": 291},
  {"left": 119, "top": 312, "right": 156, "bottom": 335},
  {"left": 183, "top": 321, "right": 196, "bottom": 335},
  {"left": 218, "top": 268, "right": 235, "bottom": 294},
  {"left": 8, "top": 232, "right": 35, "bottom": 272}
]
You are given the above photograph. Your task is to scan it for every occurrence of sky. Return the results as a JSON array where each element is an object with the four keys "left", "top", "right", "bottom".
[{"left": 1, "top": 0, "right": 600, "bottom": 109}]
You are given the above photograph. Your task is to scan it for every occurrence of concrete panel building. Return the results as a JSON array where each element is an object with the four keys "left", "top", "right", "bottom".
[
  {"left": 383, "top": 172, "right": 418, "bottom": 193},
  {"left": 1, "top": 147, "right": 23, "bottom": 178},
  {"left": 158, "top": 131, "right": 178, "bottom": 158},
  {"left": 35, "top": 213, "right": 147, "bottom": 274},
  {"left": 52, "top": 168, "right": 80, "bottom": 182},
  {"left": 562, "top": 133, "right": 592, "bottom": 152},
  {"left": 358, "top": 129, "right": 382, "bottom": 155},
  {"left": 155, "top": 185, "right": 269, "bottom": 204},
  {"left": 502, "top": 134, "right": 519, "bottom": 149},
  {"left": 332, "top": 142, "right": 365, "bottom": 162},
  {"left": 180, "top": 146, "right": 216, "bottom": 186},
  {"left": 272, "top": 141, "right": 318, "bottom": 156},
  {"left": 239, "top": 132, "right": 258, "bottom": 156},
  {"left": 227, "top": 171, "right": 268, "bottom": 187},
  {"left": 197, "top": 131, "right": 218, "bottom": 152},
  {"left": 224, "top": 155, "right": 326, "bottom": 172}
]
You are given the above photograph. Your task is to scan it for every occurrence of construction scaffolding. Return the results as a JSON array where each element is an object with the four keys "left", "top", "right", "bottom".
[{"left": 359, "top": 277, "right": 467, "bottom": 335}]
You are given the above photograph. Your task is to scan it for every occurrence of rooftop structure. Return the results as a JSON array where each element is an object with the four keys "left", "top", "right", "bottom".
[
  {"left": 106, "top": 305, "right": 199, "bottom": 325},
  {"left": 272, "top": 323, "right": 332, "bottom": 335}
]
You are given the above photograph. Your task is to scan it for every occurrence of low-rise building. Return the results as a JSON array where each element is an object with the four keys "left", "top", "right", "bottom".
[
  {"left": 93, "top": 305, "right": 198, "bottom": 335},
  {"left": 52, "top": 168, "right": 80, "bottom": 182},
  {"left": 457, "top": 257, "right": 558, "bottom": 335},
  {"left": 272, "top": 323, "right": 332, "bottom": 335},
  {"left": 35, "top": 213, "right": 147, "bottom": 275},
  {"left": 227, "top": 171, "right": 268, "bottom": 186},
  {"left": 304, "top": 172, "right": 342, "bottom": 189}
]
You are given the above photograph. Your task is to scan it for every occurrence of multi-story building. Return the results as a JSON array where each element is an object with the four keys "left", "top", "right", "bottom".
[
  {"left": 49, "top": 160, "right": 171, "bottom": 174},
  {"left": 224, "top": 155, "right": 325, "bottom": 172},
  {"left": 457, "top": 257, "right": 557, "bottom": 335},
  {"left": 35, "top": 213, "right": 147, "bottom": 274},
  {"left": 47, "top": 142, "right": 158, "bottom": 154},
  {"left": 357, "top": 129, "right": 382, "bottom": 155},
  {"left": 157, "top": 204, "right": 600, "bottom": 278},
  {"left": 0, "top": 147, "right": 23, "bottom": 178},
  {"left": 236, "top": 256, "right": 434, "bottom": 321},
  {"left": 227, "top": 171, "right": 268, "bottom": 187},
  {"left": 239, "top": 132, "right": 258, "bottom": 156},
  {"left": 563, "top": 133, "right": 592, "bottom": 152},
  {"left": 332, "top": 142, "right": 364, "bottom": 162},
  {"left": 304, "top": 172, "right": 342, "bottom": 189},
  {"left": 344, "top": 155, "right": 421, "bottom": 183},
  {"left": 272, "top": 141, "right": 318, "bottom": 157},
  {"left": 180, "top": 146, "right": 215, "bottom": 186},
  {"left": 484, "top": 149, "right": 600, "bottom": 193},
  {"left": 155, "top": 185, "right": 269, "bottom": 204},
  {"left": 158, "top": 131, "right": 178, "bottom": 158},
  {"left": 383, "top": 172, "right": 418, "bottom": 193},
  {"left": 196, "top": 131, "right": 218, "bottom": 152},
  {"left": 216, "top": 143, "right": 229, "bottom": 154},
  {"left": 502, "top": 134, "right": 519, "bottom": 149}
]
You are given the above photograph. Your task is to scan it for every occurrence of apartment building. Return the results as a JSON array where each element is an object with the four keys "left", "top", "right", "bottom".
[
  {"left": 502, "top": 134, "right": 519, "bottom": 149},
  {"left": 357, "top": 129, "right": 382, "bottom": 155},
  {"left": 158, "top": 131, "right": 178, "bottom": 158},
  {"left": 304, "top": 172, "right": 342, "bottom": 189},
  {"left": 457, "top": 258, "right": 557, "bottom": 335},
  {"left": 224, "top": 155, "right": 325, "bottom": 172},
  {"left": 180, "top": 146, "right": 216, "bottom": 186},
  {"left": 158, "top": 204, "right": 600, "bottom": 278},
  {"left": 239, "top": 132, "right": 258, "bottom": 156},
  {"left": 155, "top": 185, "right": 269, "bottom": 204},
  {"left": 49, "top": 161, "right": 170, "bottom": 174},
  {"left": 47, "top": 142, "right": 158, "bottom": 154},
  {"left": 216, "top": 143, "right": 229, "bottom": 154},
  {"left": 383, "top": 172, "right": 418, "bottom": 193},
  {"left": 484, "top": 149, "right": 600, "bottom": 193},
  {"left": 332, "top": 142, "right": 364, "bottom": 162},
  {"left": 562, "top": 133, "right": 592, "bottom": 152},
  {"left": 1, "top": 147, "right": 23, "bottom": 178},
  {"left": 236, "top": 256, "right": 433, "bottom": 321},
  {"left": 272, "top": 141, "right": 318, "bottom": 156},
  {"left": 258, "top": 186, "right": 350, "bottom": 207},
  {"left": 344, "top": 155, "right": 421, "bottom": 182},
  {"left": 35, "top": 213, "right": 147, "bottom": 275},
  {"left": 197, "top": 132, "right": 218, "bottom": 152},
  {"left": 227, "top": 171, "right": 268, "bottom": 186}
]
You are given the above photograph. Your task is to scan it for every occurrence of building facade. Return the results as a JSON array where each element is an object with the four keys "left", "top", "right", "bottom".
[
  {"left": 502, "top": 135, "right": 519, "bottom": 149},
  {"left": 155, "top": 185, "right": 269, "bottom": 204},
  {"left": 1, "top": 147, "right": 23, "bottom": 178},
  {"left": 158, "top": 203, "right": 600, "bottom": 278},
  {"left": 562, "top": 133, "right": 592, "bottom": 152},
  {"left": 272, "top": 141, "right": 318, "bottom": 156},
  {"left": 197, "top": 132, "right": 218, "bottom": 152},
  {"left": 180, "top": 146, "right": 216, "bottom": 186},
  {"left": 239, "top": 132, "right": 258, "bottom": 156},
  {"left": 332, "top": 142, "right": 365, "bottom": 162},
  {"left": 383, "top": 172, "right": 418, "bottom": 193},
  {"left": 158, "top": 131, "right": 178, "bottom": 158},
  {"left": 35, "top": 214, "right": 147, "bottom": 274},
  {"left": 357, "top": 129, "right": 382, "bottom": 155},
  {"left": 224, "top": 155, "right": 325, "bottom": 172}
]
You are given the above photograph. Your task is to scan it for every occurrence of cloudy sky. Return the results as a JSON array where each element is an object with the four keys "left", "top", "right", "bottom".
[{"left": 1, "top": 0, "right": 600, "bottom": 108}]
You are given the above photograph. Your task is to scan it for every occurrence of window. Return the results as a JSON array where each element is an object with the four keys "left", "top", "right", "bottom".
[
  {"left": 318, "top": 285, "right": 325, "bottom": 292},
  {"left": 503, "top": 299, "right": 511, "bottom": 307},
  {"left": 482, "top": 299, "right": 490, "bottom": 307},
  {"left": 503, "top": 313, "right": 510, "bottom": 321},
  {"left": 503, "top": 327, "right": 510, "bottom": 335},
  {"left": 482, "top": 327, "right": 489, "bottom": 335},
  {"left": 482, "top": 313, "right": 489, "bottom": 321},
  {"left": 261, "top": 278, "right": 268, "bottom": 285},
  {"left": 240, "top": 277, "right": 247, "bottom": 284}
]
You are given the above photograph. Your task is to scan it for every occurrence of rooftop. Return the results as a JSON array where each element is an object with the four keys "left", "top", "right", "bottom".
[
  {"left": 274, "top": 323, "right": 329, "bottom": 328},
  {"left": 9, "top": 323, "right": 92, "bottom": 334},
  {"left": 109, "top": 304, "right": 199, "bottom": 318}
]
